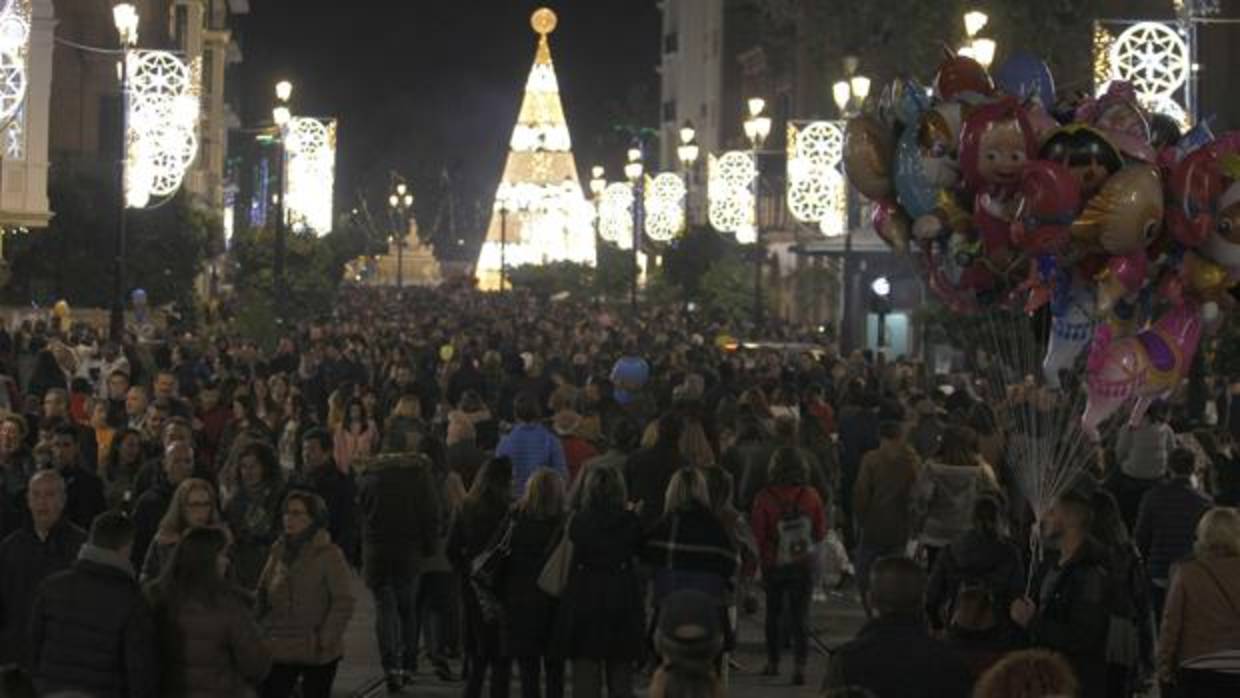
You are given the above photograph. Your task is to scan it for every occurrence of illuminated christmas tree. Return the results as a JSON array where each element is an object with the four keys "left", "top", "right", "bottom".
[{"left": 474, "top": 7, "right": 595, "bottom": 290}]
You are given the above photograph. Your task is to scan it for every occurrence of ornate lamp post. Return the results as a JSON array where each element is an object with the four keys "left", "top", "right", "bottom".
[
  {"left": 676, "top": 121, "right": 700, "bottom": 229},
  {"left": 388, "top": 178, "right": 414, "bottom": 289},
  {"left": 272, "top": 79, "right": 293, "bottom": 320},
  {"left": 742, "top": 97, "right": 771, "bottom": 329},
  {"left": 832, "top": 60, "right": 870, "bottom": 351},
  {"left": 589, "top": 165, "right": 606, "bottom": 270},
  {"left": 110, "top": 3, "right": 138, "bottom": 341},
  {"left": 959, "top": 10, "right": 996, "bottom": 69},
  {"left": 624, "top": 145, "right": 644, "bottom": 312}
]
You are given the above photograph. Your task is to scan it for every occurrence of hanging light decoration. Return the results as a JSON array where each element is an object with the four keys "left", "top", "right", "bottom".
[
  {"left": 708, "top": 151, "right": 757, "bottom": 243},
  {"left": 1095, "top": 20, "right": 1192, "bottom": 128},
  {"left": 598, "top": 181, "right": 634, "bottom": 249},
  {"left": 786, "top": 121, "right": 847, "bottom": 237},
  {"left": 644, "top": 172, "right": 686, "bottom": 242},
  {"left": 283, "top": 116, "right": 336, "bottom": 235},
  {"left": 0, "top": 0, "right": 30, "bottom": 158},
  {"left": 124, "top": 50, "right": 200, "bottom": 208}
]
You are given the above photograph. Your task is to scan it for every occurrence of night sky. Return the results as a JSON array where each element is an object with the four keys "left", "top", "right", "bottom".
[{"left": 237, "top": 0, "right": 661, "bottom": 254}]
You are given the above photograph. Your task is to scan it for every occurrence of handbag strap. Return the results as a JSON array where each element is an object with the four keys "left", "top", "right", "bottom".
[{"left": 1196, "top": 560, "right": 1240, "bottom": 619}]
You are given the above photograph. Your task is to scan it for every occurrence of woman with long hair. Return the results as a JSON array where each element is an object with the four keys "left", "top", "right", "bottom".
[
  {"left": 334, "top": 398, "right": 377, "bottom": 473},
  {"left": 449, "top": 457, "right": 514, "bottom": 698},
  {"left": 224, "top": 441, "right": 287, "bottom": 589},
  {"left": 504, "top": 469, "right": 567, "bottom": 698},
  {"left": 642, "top": 468, "right": 738, "bottom": 669},
  {"left": 552, "top": 464, "right": 644, "bottom": 698},
  {"left": 257, "top": 490, "right": 356, "bottom": 698},
  {"left": 145, "top": 526, "right": 271, "bottom": 697},
  {"left": 750, "top": 447, "right": 827, "bottom": 685},
  {"left": 910, "top": 425, "right": 1000, "bottom": 571},
  {"left": 100, "top": 427, "right": 143, "bottom": 511},
  {"left": 141, "top": 478, "right": 223, "bottom": 582}
]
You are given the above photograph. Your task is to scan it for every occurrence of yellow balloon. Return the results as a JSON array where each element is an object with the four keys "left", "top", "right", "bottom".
[
  {"left": 843, "top": 115, "right": 895, "bottom": 202},
  {"left": 439, "top": 344, "right": 455, "bottom": 362},
  {"left": 52, "top": 300, "right": 69, "bottom": 319}
]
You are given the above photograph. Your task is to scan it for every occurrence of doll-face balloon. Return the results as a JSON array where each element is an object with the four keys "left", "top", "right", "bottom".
[
  {"left": 959, "top": 98, "right": 1037, "bottom": 194},
  {"left": 976, "top": 119, "right": 1031, "bottom": 188}
]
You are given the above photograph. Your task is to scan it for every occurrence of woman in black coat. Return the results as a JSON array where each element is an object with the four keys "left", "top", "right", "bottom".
[
  {"left": 503, "top": 469, "right": 566, "bottom": 698},
  {"left": 552, "top": 464, "right": 643, "bottom": 698},
  {"left": 449, "top": 457, "right": 514, "bottom": 698}
]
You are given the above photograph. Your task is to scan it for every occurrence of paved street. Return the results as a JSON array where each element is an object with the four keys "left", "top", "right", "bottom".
[{"left": 333, "top": 576, "right": 867, "bottom": 697}]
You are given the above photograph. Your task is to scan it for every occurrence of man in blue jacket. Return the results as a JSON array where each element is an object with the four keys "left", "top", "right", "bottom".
[{"left": 496, "top": 392, "right": 566, "bottom": 496}]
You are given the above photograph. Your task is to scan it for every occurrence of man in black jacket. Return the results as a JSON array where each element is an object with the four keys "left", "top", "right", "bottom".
[
  {"left": 301, "top": 428, "right": 357, "bottom": 561},
  {"left": 1134, "top": 447, "right": 1212, "bottom": 621},
  {"left": 823, "top": 556, "right": 972, "bottom": 697},
  {"left": 0, "top": 470, "right": 87, "bottom": 668},
  {"left": 29, "top": 510, "right": 158, "bottom": 698},
  {"left": 49, "top": 422, "right": 106, "bottom": 531},
  {"left": 130, "top": 440, "right": 195, "bottom": 569},
  {"left": 357, "top": 426, "right": 440, "bottom": 690}
]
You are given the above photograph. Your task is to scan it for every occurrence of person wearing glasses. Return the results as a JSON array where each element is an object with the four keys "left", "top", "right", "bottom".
[
  {"left": 139, "top": 477, "right": 223, "bottom": 583},
  {"left": 257, "top": 490, "right": 356, "bottom": 698}
]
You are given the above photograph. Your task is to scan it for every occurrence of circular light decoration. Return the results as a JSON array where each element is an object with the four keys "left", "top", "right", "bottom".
[
  {"left": 125, "top": 50, "right": 200, "bottom": 208},
  {"left": 787, "top": 167, "right": 845, "bottom": 227},
  {"left": 0, "top": 0, "right": 28, "bottom": 127},
  {"left": 1108, "top": 22, "right": 1189, "bottom": 101},
  {"left": 599, "top": 181, "right": 634, "bottom": 248},
  {"left": 708, "top": 151, "right": 757, "bottom": 242},
  {"left": 644, "top": 172, "right": 686, "bottom": 242},
  {"left": 792, "top": 121, "right": 844, "bottom": 169}
]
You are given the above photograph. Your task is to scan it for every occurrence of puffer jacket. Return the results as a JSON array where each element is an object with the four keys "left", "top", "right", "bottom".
[
  {"left": 1134, "top": 478, "right": 1212, "bottom": 582},
  {"left": 925, "top": 529, "right": 1024, "bottom": 632},
  {"left": 356, "top": 452, "right": 441, "bottom": 578},
  {"left": 257, "top": 529, "right": 356, "bottom": 665},
  {"left": 29, "top": 545, "right": 158, "bottom": 698},
  {"left": 148, "top": 586, "right": 272, "bottom": 697},
  {"left": 911, "top": 461, "right": 997, "bottom": 547}
]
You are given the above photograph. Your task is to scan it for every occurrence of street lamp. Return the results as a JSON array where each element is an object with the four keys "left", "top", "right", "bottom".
[
  {"left": 961, "top": 10, "right": 996, "bottom": 69},
  {"left": 743, "top": 97, "right": 772, "bottom": 329},
  {"left": 589, "top": 165, "right": 606, "bottom": 268},
  {"left": 109, "top": 2, "right": 139, "bottom": 341},
  {"left": 271, "top": 79, "right": 293, "bottom": 321},
  {"left": 388, "top": 176, "right": 414, "bottom": 289},
  {"left": 676, "top": 120, "right": 700, "bottom": 228},
  {"left": 833, "top": 57, "right": 871, "bottom": 352},
  {"left": 625, "top": 144, "right": 644, "bottom": 312},
  {"left": 871, "top": 275, "right": 892, "bottom": 351}
]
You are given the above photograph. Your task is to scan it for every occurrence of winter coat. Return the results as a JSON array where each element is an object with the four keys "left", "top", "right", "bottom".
[
  {"left": 1134, "top": 478, "right": 1212, "bottom": 582},
  {"left": 822, "top": 615, "right": 973, "bottom": 698},
  {"left": 911, "top": 461, "right": 996, "bottom": 547},
  {"left": 445, "top": 439, "right": 487, "bottom": 490},
  {"left": 552, "top": 508, "right": 644, "bottom": 661},
  {"left": 29, "top": 546, "right": 158, "bottom": 698},
  {"left": 1158, "top": 556, "right": 1240, "bottom": 682},
  {"left": 642, "top": 503, "right": 739, "bottom": 604},
  {"left": 448, "top": 496, "right": 509, "bottom": 658},
  {"left": 496, "top": 422, "right": 568, "bottom": 497},
  {"left": 303, "top": 462, "right": 358, "bottom": 561},
  {"left": 356, "top": 452, "right": 440, "bottom": 585},
  {"left": 1116, "top": 422, "right": 1175, "bottom": 480},
  {"left": 853, "top": 440, "right": 921, "bottom": 549},
  {"left": 0, "top": 519, "right": 87, "bottom": 666},
  {"left": 224, "top": 483, "right": 285, "bottom": 589},
  {"left": 925, "top": 530, "right": 1024, "bottom": 632},
  {"left": 131, "top": 480, "right": 172, "bottom": 570},
  {"left": 256, "top": 529, "right": 356, "bottom": 666},
  {"left": 750, "top": 484, "right": 827, "bottom": 572},
  {"left": 624, "top": 444, "right": 687, "bottom": 530},
  {"left": 147, "top": 586, "right": 272, "bottom": 697},
  {"left": 1028, "top": 537, "right": 1112, "bottom": 698},
  {"left": 0, "top": 454, "right": 34, "bottom": 539},
  {"left": 501, "top": 512, "right": 562, "bottom": 658},
  {"left": 721, "top": 439, "right": 774, "bottom": 513},
  {"left": 61, "top": 463, "right": 107, "bottom": 532}
]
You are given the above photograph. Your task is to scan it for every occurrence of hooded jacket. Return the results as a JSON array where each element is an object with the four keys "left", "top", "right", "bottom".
[
  {"left": 911, "top": 461, "right": 997, "bottom": 547},
  {"left": 356, "top": 452, "right": 441, "bottom": 566}
]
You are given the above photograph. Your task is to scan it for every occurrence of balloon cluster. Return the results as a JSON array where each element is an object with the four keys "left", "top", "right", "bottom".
[{"left": 843, "top": 49, "right": 1237, "bottom": 440}]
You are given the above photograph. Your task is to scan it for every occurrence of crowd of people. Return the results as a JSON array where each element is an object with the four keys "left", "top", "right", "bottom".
[{"left": 0, "top": 284, "right": 1237, "bottom": 698}]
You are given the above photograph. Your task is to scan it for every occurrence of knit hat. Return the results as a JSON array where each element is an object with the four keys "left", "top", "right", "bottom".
[{"left": 654, "top": 590, "right": 723, "bottom": 670}]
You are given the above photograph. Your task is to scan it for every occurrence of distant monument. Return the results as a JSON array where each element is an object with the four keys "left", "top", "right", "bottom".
[
  {"left": 361, "top": 217, "right": 442, "bottom": 287},
  {"left": 474, "top": 7, "right": 595, "bottom": 290}
]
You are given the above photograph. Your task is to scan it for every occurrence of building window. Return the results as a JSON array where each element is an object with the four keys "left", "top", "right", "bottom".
[
  {"left": 662, "top": 100, "right": 676, "bottom": 123},
  {"left": 663, "top": 32, "right": 678, "bottom": 54},
  {"left": 174, "top": 5, "right": 189, "bottom": 50}
]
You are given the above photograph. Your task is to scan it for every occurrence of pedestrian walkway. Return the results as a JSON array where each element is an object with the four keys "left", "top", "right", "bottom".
[{"left": 333, "top": 575, "right": 866, "bottom": 697}]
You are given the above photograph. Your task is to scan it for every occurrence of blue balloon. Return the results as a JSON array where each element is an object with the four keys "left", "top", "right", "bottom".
[
  {"left": 131, "top": 288, "right": 147, "bottom": 306},
  {"left": 994, "top": 51, "right": 1055, "bottom": 107},
  {"left": 611, "top": 356, "right": 649, "bottom": 393},
  {"left": 894, "top": 126, "right": 939, "bottom": 219}
]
